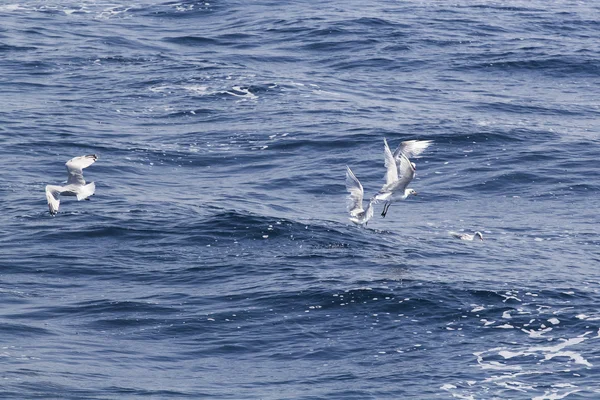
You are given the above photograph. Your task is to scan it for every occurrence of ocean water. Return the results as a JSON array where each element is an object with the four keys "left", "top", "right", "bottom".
[{"left": 1, "top": 1, "right": 600, "bottom": 398}]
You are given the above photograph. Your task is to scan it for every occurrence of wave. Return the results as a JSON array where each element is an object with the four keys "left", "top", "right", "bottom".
[{"left": 456, "top": 56, "right": 600, "bottom": 76}]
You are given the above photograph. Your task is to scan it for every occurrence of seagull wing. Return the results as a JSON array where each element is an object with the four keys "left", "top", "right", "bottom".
[
  {"left": 383, "top": 138, "right": 399, "bottom": 186},
  {"left": 393, "top": 140, "right": 433, "bottom": 160},
  {"left": 363, "top": 198, "right": 375, "bottom": 222},
  {"left": 345, "top": 166, "right": 364, "bottom": 215},
  {"left": 65, "top": 154, "right": 97, "bottom": 185},
  {"left": 395, "top": 153, "right": 415, "bottom": 191},
  {"left": 45, "top": 185, "right": 61, "bottom": 215}
]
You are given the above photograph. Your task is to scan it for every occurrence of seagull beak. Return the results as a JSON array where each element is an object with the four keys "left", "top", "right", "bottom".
[{"left": 413, "top": 191, "right": 418, "bottom": 196}]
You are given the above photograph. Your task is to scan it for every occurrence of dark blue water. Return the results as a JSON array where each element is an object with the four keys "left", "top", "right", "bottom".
[{"left": 1, "top": 1, "right": 600, "bottom": 398}]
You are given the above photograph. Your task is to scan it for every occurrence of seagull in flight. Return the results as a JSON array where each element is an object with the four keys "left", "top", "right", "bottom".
[
  {"left": 450, "top": 231, "right": 484, "bottom": 241},
  {"left": 45, "top": 154, "right": 98, "bottom": 215},
  {"left": 345, "top": 166, "right": 375, "bottom": 226},
  {"left": 373, "top": 138, "right": 419, "bottom": 218},
  {"left": 374, "top": 138, "right": 433, "bottom": 218}
]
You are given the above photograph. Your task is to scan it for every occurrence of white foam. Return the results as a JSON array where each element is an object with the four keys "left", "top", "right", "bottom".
[
  {"left": 530, "top": 337, "right": 586, "bottom": 353},
  {"left": 149, "top": 85, "right": 171, "bottom": 93},
  {"left": 552, "top": 383, "right": 577, "bottom": 388},
  {"left": 532, "top": 389, "right": 580, "bottom": 400},
  {"left": 64, "top": 8, "right": 86, "bottom": 15},
  {"left": 576, "top": 313, "right": 600, "bottom": 321},
  {"left": 226, "top": 86, "right": 257, "bottom": 99},
  {"left": 480, "top": 360, "right": 521, "bottom": 371},
  {"left": 184, "top": 84, "right": 208, "bottom": 95},
  {"left": 521, "top": 327, "right": 553, "bottom": 338},
  {"left": 544, "top": 351, "right": 592, "bottom": 367},
  {"left": 498, "top": 349, "right": 522, "bottom": 359},
  {"left": 496, "top": 381, "right": 534, "bottom": 392},
  {"left": 97, "top": 5, "right": 132, "bottom": 19},
  {"left": 491, "top": 337, "right": 592, "bottom": 368},
  {"left": 0, "top": 4, "right": 26, "bottom": 11},
  {"left": 501, "top": 291, "right": 522, "bottom": 302}
]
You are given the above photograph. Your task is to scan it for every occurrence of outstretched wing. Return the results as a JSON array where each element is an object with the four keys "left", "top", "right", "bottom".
[
  {"left": 383, "top": 138, "right": 398, "bottom": 186},
  {"left": 393, "top": 140, "right": 433, "bottom": 160},
  {"left": 345, "top": 166, "right": 364, "bottom": 215},
  {"left": 45, "top": 185, "right": 61, "bottom": 215},
  {"left": 65, "top": 154, "right": 97, "bottom": 185}
]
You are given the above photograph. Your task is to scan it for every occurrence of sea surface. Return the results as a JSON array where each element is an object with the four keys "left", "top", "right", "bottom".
[{"left": 1, "top": 1, "right": 599, "bottom": 399}]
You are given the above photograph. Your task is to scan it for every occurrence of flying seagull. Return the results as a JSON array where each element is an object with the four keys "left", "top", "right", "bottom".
[
  {"left": 374, "top": 138, "right": 418, "bottom": 218},
  {"left": 345, "top": 166, "right": 375, "bottom": 226},
  {"left": 45, "top": 154, "right": 98, "bottom": 215}
]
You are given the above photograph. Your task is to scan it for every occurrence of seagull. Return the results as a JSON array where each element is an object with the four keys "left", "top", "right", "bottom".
[
  {"left": 45, "top": 154, "right": 98, "bottom": 215},
  {"left": 374, "top": 138, "right": 418, "bottom": 218},
  {"left": 345, "top": 166, "right": 375, "bottom": 226},
  {"left": 450, "top": 231, "right": 484, "bottom": 241}
]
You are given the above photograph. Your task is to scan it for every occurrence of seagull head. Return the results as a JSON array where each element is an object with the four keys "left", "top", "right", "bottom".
[
  {"left": 406, "top": 188, "right": 417, "bottom": 197},
  {"left": 475, "top": 232, "right": 484, "bottom": 241}
]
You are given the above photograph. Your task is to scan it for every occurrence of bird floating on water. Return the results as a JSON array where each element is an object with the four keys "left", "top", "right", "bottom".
[
  {"left": 450, "top": 231, "right": 484, "bottom": 241},
  {"left": 45, "top": 154, "right": 98, "bottom": 215},
  {"left": 345, "top": 166, "right": 375, "bottom": 226}
]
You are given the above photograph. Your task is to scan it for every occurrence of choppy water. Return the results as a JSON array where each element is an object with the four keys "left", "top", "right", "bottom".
[{"left": 1, "top": 1, "right": 600, "bottom": 398}]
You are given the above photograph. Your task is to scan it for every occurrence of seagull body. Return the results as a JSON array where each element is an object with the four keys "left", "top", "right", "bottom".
[
  {"left": 450, "top": 231, "right": 484, "bottom": 241},
  {"left": 345, "top": 166, "right": 374, "bottom": 226},
  {"left": 374, "top": 138, "right": 419, "bottom": 218},
  {"left": 45, "top": 155, "right": 98, "bottom": 215}
]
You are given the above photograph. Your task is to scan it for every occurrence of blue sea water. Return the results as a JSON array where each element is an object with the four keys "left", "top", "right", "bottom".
[{"left": 1, "top": 1, "right": 600, "bottom": 398}]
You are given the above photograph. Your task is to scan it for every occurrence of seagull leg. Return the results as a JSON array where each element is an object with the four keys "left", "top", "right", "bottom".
[{"left": 381, "top": 202, "right": 390, "bottom": 218}]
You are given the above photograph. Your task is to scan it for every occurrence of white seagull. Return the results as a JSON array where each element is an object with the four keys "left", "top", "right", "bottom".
[
  {"left": 45, "top": 154, "right": 98, "bottom": 215},
  {"left": 450, "top": 231, "right": 484, "bottom": 241},
  {"left": 374, "top": 138, "right": 418, "bottom": 218},
  {"left": 345, "top": 166, "right": 375, "bottom": 226}
]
